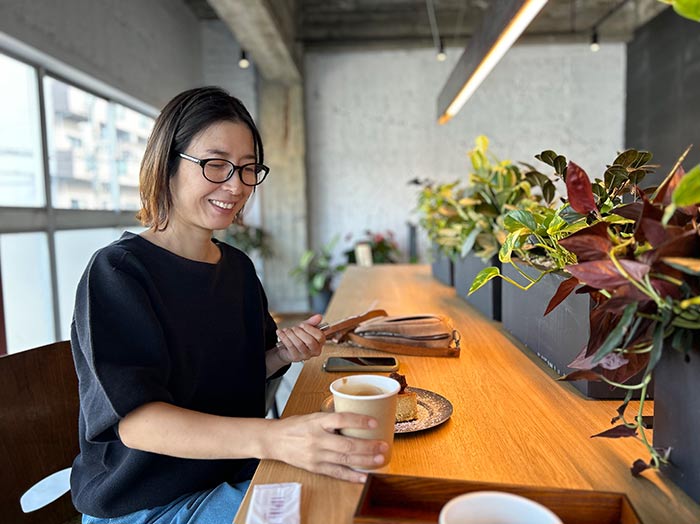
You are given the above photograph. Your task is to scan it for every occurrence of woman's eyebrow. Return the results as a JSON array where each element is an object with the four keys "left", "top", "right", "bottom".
[{"left": 204, "top": 148, "right": 256, "bottom": 161}]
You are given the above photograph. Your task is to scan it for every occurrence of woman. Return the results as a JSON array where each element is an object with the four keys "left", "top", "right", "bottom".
[{"left": 70, "top": 87, "right": 388, "bottom": 523}]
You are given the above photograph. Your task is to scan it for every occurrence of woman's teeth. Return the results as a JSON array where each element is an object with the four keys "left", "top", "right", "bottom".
[{"left": 210, "top": 199, "right": 234, "bottom": 210}]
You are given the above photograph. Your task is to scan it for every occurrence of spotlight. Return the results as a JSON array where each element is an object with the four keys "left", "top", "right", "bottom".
[
  {"left": 238, "top": 50, "right": 250, "bottom": 69},
  {"left": 590, "top": 30, "right": 600, "bottom": 52},
  {"left": 436, "top": 39, "right": 447, "bottom": 62}
]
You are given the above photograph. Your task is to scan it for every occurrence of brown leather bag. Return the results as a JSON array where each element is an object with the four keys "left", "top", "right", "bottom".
[{"left": 333, "top": 314, "right": 461, "bottom": 357}]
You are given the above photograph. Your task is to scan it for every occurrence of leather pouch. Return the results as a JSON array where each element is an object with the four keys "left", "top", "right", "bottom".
[{"left": 333, "top": 314, "right": 461, "bottom": 357}]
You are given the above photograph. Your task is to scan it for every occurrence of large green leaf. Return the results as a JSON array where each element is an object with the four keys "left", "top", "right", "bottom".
[
  {"left": 613, "top": 149, "right": 639, "bottom": 167},
  {"left": 469, "top": 266, "right": 500, "bottom": 295},
  {"left": 503, "top": 210, "right": 537, "bottom": 232},
  {"left": 672, "top": 0, "right": 700, "bottom": 21},
  {"left": 672, "top": 164, "right": 700, "bottom": 206},
  {"left": 499, "top": 228, "right": 526, "bottom": 263}
]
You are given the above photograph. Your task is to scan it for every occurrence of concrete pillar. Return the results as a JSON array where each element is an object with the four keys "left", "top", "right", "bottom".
[{"left": 259, "top": 80, "right": 308, "bottom": 312}]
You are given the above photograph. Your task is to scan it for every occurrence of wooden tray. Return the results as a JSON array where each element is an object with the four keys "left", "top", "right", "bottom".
[{"left": 354, "top": 474, "right": 643, "bottom": 524}]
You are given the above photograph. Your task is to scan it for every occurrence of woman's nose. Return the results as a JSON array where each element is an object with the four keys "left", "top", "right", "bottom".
[{"left": 222, "top": 170, "right": 246, "bottom": 193}]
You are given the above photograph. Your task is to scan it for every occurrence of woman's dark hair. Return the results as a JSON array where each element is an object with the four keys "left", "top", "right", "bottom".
[{"left": 136, "top": 86, "right": 263, "bottom": 230}]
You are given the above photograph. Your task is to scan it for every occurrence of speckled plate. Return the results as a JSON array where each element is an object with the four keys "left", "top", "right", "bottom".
[{"left": 320, "top": 387, "right": 453, "bottom": 434}]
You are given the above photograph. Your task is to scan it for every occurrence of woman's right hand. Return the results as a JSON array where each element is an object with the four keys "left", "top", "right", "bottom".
[{"left": 266, "top": 412, "right": 389, "bottom": 483}]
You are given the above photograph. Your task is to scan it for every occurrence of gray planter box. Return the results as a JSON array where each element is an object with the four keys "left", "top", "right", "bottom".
[
  {"left": 430, "top": 244, "right": 454, "bottom": 287},
  {"left": 654, "top": 345, "right": 700, "bottom": 504},
  {"left": 454, "top": 254, "right": 501, "bottom": 321},
  {"left": 502, "top": 259, "right": 643, "bottom": 399}
]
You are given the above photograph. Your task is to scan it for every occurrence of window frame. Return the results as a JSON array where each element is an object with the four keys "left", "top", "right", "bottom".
[{"left": 0, "top": 42, "right": 157, "bottom": 353}]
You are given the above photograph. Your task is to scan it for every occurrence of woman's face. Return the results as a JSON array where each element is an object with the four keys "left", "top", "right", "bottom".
[{"left": 169, "top": 120, "right": 255, "bottom": 234}]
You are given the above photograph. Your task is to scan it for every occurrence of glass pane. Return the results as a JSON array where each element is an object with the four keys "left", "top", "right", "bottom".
[
  {"left": 0, "top": 232, "right": 54, "bottom": 353},
  {"left": 115, "top": 104, "right": 153, "bottom": 210},
  {"left": 44, "top": 76, "right": 114, "bottom": 210},
  {"left": 55, "top": 228, "right": 127, "bottom": 340},
  {"left": 0, "top": 53, "right": 45, "bottom": 207}
]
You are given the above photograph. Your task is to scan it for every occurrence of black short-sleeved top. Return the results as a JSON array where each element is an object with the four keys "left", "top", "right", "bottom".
[{"left": 70, "top": 232, "right": 281, "bottom": 518}]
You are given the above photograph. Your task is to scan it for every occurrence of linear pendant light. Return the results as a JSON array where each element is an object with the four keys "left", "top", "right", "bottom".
[{"left": 437, "top": 0, "right": 548, "bottom": 124}]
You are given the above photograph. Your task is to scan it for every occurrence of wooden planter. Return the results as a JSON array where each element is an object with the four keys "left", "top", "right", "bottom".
[
  {"left": 502, "top": 259, "right": 644, "bottom": 400},
  {"left": 430, "top": 243, "right": 454, "bottom": 287},
  {"left": 654, "top": 345, "right": 700, "bottom": 504},
  {"left": 454, "top": 254, "right": 501, "bottom": 321}
]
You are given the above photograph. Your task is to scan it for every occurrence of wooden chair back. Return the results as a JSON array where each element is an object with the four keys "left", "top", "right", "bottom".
[{"left": 0, "top": 341, "right": 80, "bottom": 523}]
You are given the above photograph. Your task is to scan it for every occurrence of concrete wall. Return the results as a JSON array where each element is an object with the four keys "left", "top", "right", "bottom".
[
  {"left": 0, "top": 0, "right": 201, "bottom": 109},
  {"left": 626, "top": 8, "right": 700, "bottom": 184},
  {"left": 304, "top": 43, "right": 626, "bottom": 265}
]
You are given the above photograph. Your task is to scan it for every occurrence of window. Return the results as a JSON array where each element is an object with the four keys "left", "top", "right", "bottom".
[
  {"left": 115, "top": 104, "right": 149, "bottom": 210},
  {"left": 0, "top": 49, "right": 155, "bottom": 353},
  {"left": 0, "top": 54, "right": 44, "bottom": 207},
  {"left": 55, "top": 228, "right": 127, "bottom": 339},
  {"left": 44, "top": 76, "right": 113, "bottom": 210},
  {"left": 0, "top": 233, "right": 54, "bottom": 353}
]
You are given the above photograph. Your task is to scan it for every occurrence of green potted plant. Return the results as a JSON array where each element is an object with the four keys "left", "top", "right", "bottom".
[
  {"left": 344, "top": 229, "right": 402, "bottom": 264},
  {"left": 223, "top": 221, "right": 273, "bottom": 259},
  {"left": 290, "top": 235, "right": 347, "bottom": 313},
  {"left": 450, "top": 135, "right": 549, "bottom": 320},
  {"left": 545, "top": 149, "right": 700, "bottom": 502},
  {"left": 412, "top": 179, "right": 468, "bottom": 286},
  {"left": 469, "top": 148, "right": 656, "bottom": 398}
]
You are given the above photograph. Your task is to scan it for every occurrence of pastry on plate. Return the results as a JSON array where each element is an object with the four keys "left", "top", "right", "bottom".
[{"left": 390, "top": 372, "right": 418, "bottom": 422}]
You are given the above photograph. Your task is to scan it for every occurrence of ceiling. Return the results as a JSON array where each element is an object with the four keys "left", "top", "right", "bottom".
[{"left": 185, "top": 0, "right": 668, "bottom": 49}]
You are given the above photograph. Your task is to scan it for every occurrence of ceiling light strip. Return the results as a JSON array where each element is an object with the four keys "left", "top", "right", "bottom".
[{"left": 437, "top": 0, "right": 548, "bottom": 124}]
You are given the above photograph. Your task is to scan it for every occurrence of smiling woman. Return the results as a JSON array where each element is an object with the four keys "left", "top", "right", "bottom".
[{"left": 69, "top": 87, "right": 388, "bottom": 524}]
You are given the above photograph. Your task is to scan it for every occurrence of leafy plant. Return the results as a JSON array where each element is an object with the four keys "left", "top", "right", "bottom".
[
  {"left": 544, "top": 148, "right": 700, "bottom": 476},
  {"left": 290, "top": 235, "right": 347, "bottom": 296},
  {"left": 412, "top": 179, "right": 472, "bottom": 260},
  {"left": 223, "top": 222, "right": 273, "bottom": 258},
  {"left": 659, "top": 0, "right": 700, "bottom": 22},
  {"left": 413, "top": 136, "right": 544, "bottom": 263},
  {"left": 344, "top": 229, "right": 402, "bottom": 264},
  {"left": 456, "top": 135, "right": 545, "bottom": 261},
  {"left": 469, "top": 148, "right": 656, "bottom": 294}
]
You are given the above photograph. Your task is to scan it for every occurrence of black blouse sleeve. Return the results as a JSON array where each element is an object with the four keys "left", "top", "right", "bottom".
[{"left": 71, "top": 248, "right": 174, "bottom": 443}]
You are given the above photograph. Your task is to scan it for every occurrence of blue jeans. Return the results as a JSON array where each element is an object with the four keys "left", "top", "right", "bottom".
[{"left": 82, "top": 480, "right": 251, "bottom": 524}]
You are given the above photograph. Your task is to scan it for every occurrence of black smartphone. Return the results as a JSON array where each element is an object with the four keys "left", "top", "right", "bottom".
[{"left": 323, "top": 356, "right": 399, "bottom": 373}]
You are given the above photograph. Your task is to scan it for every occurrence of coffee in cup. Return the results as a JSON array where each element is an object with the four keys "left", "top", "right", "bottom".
[{"left": 330, "top": 374, "right": 400, "bottom": 469}]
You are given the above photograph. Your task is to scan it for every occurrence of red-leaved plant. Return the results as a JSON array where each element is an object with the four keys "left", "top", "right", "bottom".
[{"left": 546, "top": 148, "right": 700, "bottom": 475}]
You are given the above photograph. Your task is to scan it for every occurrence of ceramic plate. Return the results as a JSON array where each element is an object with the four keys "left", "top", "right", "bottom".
[{"left": 320, "top": 387, "right": 453, "bottom": 434}]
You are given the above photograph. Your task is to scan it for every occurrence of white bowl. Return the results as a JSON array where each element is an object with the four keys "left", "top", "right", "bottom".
[{"left": 439, "top": 491, "right": 562, "bottom": 524}]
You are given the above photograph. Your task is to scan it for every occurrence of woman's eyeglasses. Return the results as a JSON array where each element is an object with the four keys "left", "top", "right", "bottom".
[{"left": 178, "top": 152, "right": 269, "bottom": 186}]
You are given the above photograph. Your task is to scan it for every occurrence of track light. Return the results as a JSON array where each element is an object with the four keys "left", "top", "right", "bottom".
[
  {"left": 437, "top": 39, "right": 447, "bottom": 62},
  {"left": 590, "top": 29, "right": 600, "bottom": 52},
  {"left": 238, "top": 50, "right": 250, "bottom": 69},
  {"left": 438, "top": 0, "right": 547, "bottom": 124}
]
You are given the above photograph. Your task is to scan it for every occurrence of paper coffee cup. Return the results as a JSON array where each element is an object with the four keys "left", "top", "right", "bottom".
[{"left": 330, "top": 374, "right": 400, "bottom": 469}]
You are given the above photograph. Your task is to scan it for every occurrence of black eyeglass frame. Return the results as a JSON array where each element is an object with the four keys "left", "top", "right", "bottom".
[{"left": 178, "top": 152, "right": 269, "bottom": 186}]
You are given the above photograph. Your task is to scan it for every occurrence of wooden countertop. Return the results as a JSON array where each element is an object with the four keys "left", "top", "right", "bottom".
[{"left": 234, "top": 265, "right": 700, "bottom": 523}]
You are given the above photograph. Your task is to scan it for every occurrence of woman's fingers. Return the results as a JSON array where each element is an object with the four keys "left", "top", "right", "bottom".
[
  {"left": 276, "top": 321, "right": 325, "bottom": 363},
  {"left": 314, "top": 463, "right": 368, "bottom": 483},
  {"left": 302, "top": 313, "right": 324, "bottom": 327},
  {"left": 272, "top": 412, "right": 389, "bottom": 483}
]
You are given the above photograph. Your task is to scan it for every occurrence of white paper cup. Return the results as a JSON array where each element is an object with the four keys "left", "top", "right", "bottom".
[
  {"left": 330, "top": 374, "right": 400, "bottom": 469},
  {"left": 439, "top": 491, "right": 562, "bottom": 524}
]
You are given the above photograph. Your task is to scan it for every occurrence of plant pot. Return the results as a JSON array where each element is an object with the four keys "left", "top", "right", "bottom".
[
  {"left": 454, "top": 254, "right": 501, "bottom": 321},
  {"left": 310, "top": 289, "right": 333, "bottom": 314},
  {"left": 431, "top": 243, "right": 454, "bottom": 287},
  {"left": 653, "top": 345, "right": 700, "bottom": 504},
  {"left": 502, "top": 259, "right": 646, "bottom": 400}
]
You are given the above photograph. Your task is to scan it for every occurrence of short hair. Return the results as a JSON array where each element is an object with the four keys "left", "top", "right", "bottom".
[{"left": 136, "top": 86, "right": 263, "bottom": 230}]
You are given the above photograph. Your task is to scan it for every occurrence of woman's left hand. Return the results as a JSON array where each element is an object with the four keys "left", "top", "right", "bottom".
[{"left": 275, "top": 314, "right": 325, "bottom": 364}]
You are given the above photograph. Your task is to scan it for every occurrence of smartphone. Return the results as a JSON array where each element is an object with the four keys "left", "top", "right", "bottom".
[{"left": 323, "top": 356, "right": 399, "bottom": 373}]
